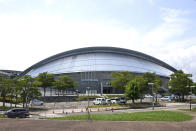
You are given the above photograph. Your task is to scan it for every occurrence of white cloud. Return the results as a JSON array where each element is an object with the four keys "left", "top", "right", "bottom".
[
  {"left": 0, "top": 0, "right": 14, "bottom": 4},
  {"left": 160, "top": 8, "right": 190, "bottom": 23},
  {"left": 0, "top": 6, "right": 196, "bottom": 81},
  {"left": 43, "top": 0, "right": 56, "bottom": 6},
  {"left": 135, "top": 8, "right": 196, "bottom": 81},
  {"left": 162, "top": 44, "right": 196, "bottom": 80},
  {"left": 0, "top": 13, "right": 141, "bottom": 70},
  {"left": 119, "top": 0, "right": 135, "bottom": 4},
  {"left": 147, "top": 0, "right": 155, "bottom": 5}
]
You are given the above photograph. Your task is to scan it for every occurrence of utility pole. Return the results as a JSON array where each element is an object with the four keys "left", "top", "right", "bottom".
[
  {"left": 86, "top": 87, "right": 91, "bottom": 120},
  {"left": 190, "top": 86, "right": 195, "bottom": 111},
  {"left": 148, "top": 83, "right": 154, "bottom": 110}
]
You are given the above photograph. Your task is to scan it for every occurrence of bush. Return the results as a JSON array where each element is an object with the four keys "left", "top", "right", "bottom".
[
  {"left": 105, "top": 94, "right": 124, "bottom": 98},
  {"left": 76, "top": 96, "right": 100, "bottom": 101}
]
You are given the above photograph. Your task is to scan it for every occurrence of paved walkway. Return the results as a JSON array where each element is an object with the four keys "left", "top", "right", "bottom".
[
  {"left": 0, "top": 118, "right": 196, "bottom": 131},
  {"left": 37, "top": 103, "right": 196, "bottom": 118},
  {"left": 1, "top": 103, "right": 196, "bottom": 131}
]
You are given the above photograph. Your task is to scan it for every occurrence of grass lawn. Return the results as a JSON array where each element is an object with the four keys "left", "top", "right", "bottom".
[
  {"left": 179, "top": 107, "right": 196, "bottom": 112},
  {"left": 49, "top": 111, "right": 193, "bottom": 122},
  {"left": 0, "top": 114, "right": 7, "bottom": 118},
  {"left": 0, "top": 106, "right": 12, "bottom": 111}
]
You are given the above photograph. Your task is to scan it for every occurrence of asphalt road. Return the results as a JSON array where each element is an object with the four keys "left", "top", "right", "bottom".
[
  {"left": 1, "top": 103, "right": 196, "bottom": 131},
  {"left": 0, "top": 119, "right": 196, "bottom": 131}
]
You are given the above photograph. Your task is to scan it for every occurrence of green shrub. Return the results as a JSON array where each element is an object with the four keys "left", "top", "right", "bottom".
[
  {"left": 77, "top": 96, "right": 100, "bottom": 101},
  {"left": 105, "top": 94, "right": 124, "bottom": 98}
]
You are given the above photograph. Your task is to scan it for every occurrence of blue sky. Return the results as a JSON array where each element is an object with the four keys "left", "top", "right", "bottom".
[{"left": 0, "top": 0, "right": 196, "bottom": 80}]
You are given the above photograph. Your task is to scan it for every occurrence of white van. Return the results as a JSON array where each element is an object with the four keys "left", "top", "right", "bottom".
[
  {"left": 110, "top": 97, "right": 121, "bottom": 104},
  {"left": 30, "top": 99, "right": 44, "bottom": 106},
  {"left": 93, "top": 98, "right": 106, "bottom": 105},
  {"left": 160, "top": 96, "right": 171, "bottom": 101}
]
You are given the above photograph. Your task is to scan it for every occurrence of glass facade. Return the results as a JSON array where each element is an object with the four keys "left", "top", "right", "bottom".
[{"left": 27, "top": 52, "right": 173, "bottom": 77}]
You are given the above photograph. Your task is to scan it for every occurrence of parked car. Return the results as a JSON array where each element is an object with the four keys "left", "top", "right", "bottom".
[
  {"left": 110, "top": 97, "right": 121, "bottom": 104},
  {"left": 4, "top": 108, "right": 29, "bottom": 118},
  {"left": 106, "top": 99, "right": 112, "bottom": 104},
  {"left": 160, "top": 96, "right": 171, "bottom": 101},
  {"left": 30, "top": 99, "right": 44, "bottom": 106},
  {"left": 120, "top": 96, "right": 127, "bottom": 104},
  {"left": 145, "top": 94, "right": 153, "bottom": 98},
  {"left": 93, "top": 98, "right": 106, "bottom": 105}
]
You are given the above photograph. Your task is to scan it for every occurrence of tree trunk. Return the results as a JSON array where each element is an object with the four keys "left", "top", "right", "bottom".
[
  {"left": 2, "top": 96, "right": 5, "bottom": 107},
  {"left": 182, "top": 94, "right": 185, "bottom": 101},
  {"left": 23, "top": 94, "right": 25, "bottom": 108},
  {"left": 15, "top": 99, "right": 17, "bottom": 108},
  {"left": 178, "top": 95, "right": 180, "bottom": 101},
  {"left": 10, "top": 100, "right": 12, "bottom": 108},
  {"left": 26, "top": 101, "right": 28, "bottom": 108},
  {"left": 140, "top": 98, "right": 142, "bottom": 103},
  {"left": 50, "top": 87, "right": 52, "bottom": 96},
  {"left": 155, "top": 94, "right": 158, "bottom": 103},
  {"left": 15, "top": 95, "right": 18, "bottom": 108},
  {"left": 44, "top": 87, "right": 46, "bottom": 97},
  {"left": 132, "top": 99, "right": 135, "bottom": 104},
  {"left": 10, "top": 94, "right": 13, "bottom": 108}
]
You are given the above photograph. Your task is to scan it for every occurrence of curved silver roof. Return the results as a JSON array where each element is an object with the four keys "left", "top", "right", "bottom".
[{"left": 21, "top": 47, "right": 177, "bottom": 76}]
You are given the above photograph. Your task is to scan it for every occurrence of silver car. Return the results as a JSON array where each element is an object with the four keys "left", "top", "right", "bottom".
[
  {"left": 93, "top": 98, "right": 106, "bottom": 105},
  {"left": 110, "top": 97, "right": 121, "bottom": 104}
]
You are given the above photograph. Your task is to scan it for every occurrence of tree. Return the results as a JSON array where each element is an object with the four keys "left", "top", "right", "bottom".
[
  {"left": 110, "top": 71, "right": 135, "bottom": 91},
  {"left": 140, "top": 72, "right": 162, "bottom": 102},
  {"left": 0, "top": 75, "right": 12, "bottom": 107},
  {"left": 7, "top": 80, "right": 15, "bottom": 108},
  {"left": 53, "top": 75, "right": 77, "bottom": 96},
  {"left": 168, "top": 70, "right": 193, "bottom": 101},
  {"left": 28, "top": 87, "right": 41, "bottom": 100},
  {"left": 192, "top": 83, "right": 196, "bottom": 95},
  {"left": 0, "top": 75, "right": 41, "bottom": 108},
  {"left": 125, "top": 79, "right": 141, "bottom": 103},
  {"left": 141, "top": 72, "right": 162, "bottom": 94},
  {"left": 19, "top": 75, "right": 34, "bottom": 108},
  {"left": 18, "top": 75, "right": 41, "bottom": 108},
  {"left": 36, "top": 72, "right": 54, "bottom": 97},
  {"left": 11, "top": 77, "right": 23, "bottom": 107}
]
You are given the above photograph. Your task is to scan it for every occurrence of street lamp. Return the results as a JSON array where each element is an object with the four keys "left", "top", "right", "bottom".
[
  {"left": 148, "top": 83, "right": 154, "bottom": 110},
  {"left": 187, "top": 74, "right": 194, "bottom": 111},
  {"left": 188, "top": 85, "right": 195, "bottom": 111},
  {"left": 76, "top": 90, "right": 79, "bottom": 96},
  {"left": 86, "top": 87, "right": 91, "bottom": 120}
]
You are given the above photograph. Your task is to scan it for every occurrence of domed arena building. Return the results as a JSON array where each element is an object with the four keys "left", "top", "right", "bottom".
[{"left": 21, "top": 47, "right": 177, "bottom": 95}]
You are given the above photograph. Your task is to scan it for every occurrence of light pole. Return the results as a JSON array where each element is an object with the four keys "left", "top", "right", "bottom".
[
  {"left": 148, "top": 83, "right": 154, "bottom": 110},
  {"left": 86, "top": 87, "right": 91, "bottom": 120},
  {"left": 187, "top": 74, "right": 194, "bottom": 111},
  {"left": 100, "top": 82, "right": 103, "bottom": 96},
  {"left": 76, "top": 90, "right": 79, "bottom": 97},
  {"left": 189, "top": 85, "right": 195, "bottom": 111}
]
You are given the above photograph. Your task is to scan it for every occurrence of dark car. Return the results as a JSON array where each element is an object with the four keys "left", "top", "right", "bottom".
[
  {"left": 4, "top": 108, "right": 30, "bottom": 118},
  {"left": 120, "top": 96, "right": 127, "bottom": 104}
]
